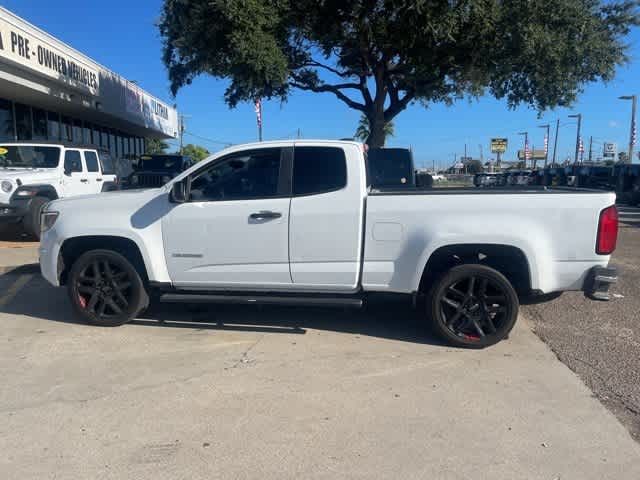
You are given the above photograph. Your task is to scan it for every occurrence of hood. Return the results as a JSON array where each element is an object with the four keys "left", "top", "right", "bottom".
[
  {"left": 0, "top": 168, "right": 61, "bottom": 204},
  {"left": 47, "top": 187, "right": 164, "bottom": 212}
]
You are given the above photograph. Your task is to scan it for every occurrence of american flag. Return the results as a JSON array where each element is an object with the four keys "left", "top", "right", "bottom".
[
  {"left": 254, "top": 98, "right": 262, "bottom": 128},
  {"left": 525, "top": 141, "right": 531, "bottom": 160},
  {"left": 632, "top": 117, "right": 637, "bottom": 146},
  {"left": 579, "top": 137, "right": 585, "bottom": 153},
  {"left": 543, "top": 134, "right": 549, "bottom": 155}
]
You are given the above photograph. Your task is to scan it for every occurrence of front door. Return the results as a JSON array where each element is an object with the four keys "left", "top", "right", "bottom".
[
  {"left": 162, "top": 147, "right": 292, "bottom": 288},
  {"left": 61, "top": 149, "right": 89, "bottom": 196}
]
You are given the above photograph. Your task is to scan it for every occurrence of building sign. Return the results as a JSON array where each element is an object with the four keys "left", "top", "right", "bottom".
[
  {"left": 518, "top": 149, "right": 546, "bottom": 160},
  {"left": 126, "top": 83, "right": 171, "bottom": 129},
  {"left": 603, "top": 142, "right": 617, "bottom": 158},
  {"left": 0, "top": 17, "right": 99, "bottom": 95},
  {"left": 490, "top": 138, "right": 508, "bottom": 153}
]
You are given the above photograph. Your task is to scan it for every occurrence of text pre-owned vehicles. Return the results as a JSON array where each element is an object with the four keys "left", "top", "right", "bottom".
[
  {"left": 0, "top": 142, "right": 117, "bottom": 238},
  {"left": 125, "top": 154, "right": 194, "bottom": 189},
  {"left": 39, "top": 141, "right": 618, "bottom": 348}
]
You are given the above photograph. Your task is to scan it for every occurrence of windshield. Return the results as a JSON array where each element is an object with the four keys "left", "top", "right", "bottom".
[
  {"left": 140, "top": 155, "right": 184, "bottom": 172},
  {"left": 0, "top": 145, "right": 61, "bottom": 169}
]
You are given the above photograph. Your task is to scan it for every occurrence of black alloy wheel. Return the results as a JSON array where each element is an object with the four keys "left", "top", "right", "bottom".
[
  {"left": 428, "top": 264, "right": 519, "bottom": 348},
  {"left": 68, "top": 250, "right": 148, "bottom": 326}
]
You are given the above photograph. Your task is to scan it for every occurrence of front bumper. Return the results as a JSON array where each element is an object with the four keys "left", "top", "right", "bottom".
[
  {"left": 583, "top": 266, "right": 618, "bottom": 301},
  {"left": 0, "top": 201, "right": 28, "bottom": 222}
]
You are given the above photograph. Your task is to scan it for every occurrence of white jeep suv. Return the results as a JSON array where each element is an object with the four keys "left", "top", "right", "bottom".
[{"left": 0, "top": 142, "right": 117, "bottom": 238}]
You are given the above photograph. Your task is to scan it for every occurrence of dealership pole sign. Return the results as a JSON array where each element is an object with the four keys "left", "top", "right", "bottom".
[
  {"left": 0, "top": 17, "right": 99, "bottom": 96},
  {"left": 490, "top": 138, "right": 508, "bottom": 154}
]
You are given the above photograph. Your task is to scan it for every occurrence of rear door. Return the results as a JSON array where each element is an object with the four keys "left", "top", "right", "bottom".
[
  {"left": 82, "top": 150, "right": 102, "bottom": 193},
  {"left": 61, "top": 149, "right": 89, "bottom": 196},
  {"left": 288, "top": 144, "right": 365, "bottom": 291}
]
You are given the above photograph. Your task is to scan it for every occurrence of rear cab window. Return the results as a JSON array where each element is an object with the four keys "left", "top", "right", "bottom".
[
  {"left": 293, "top": 146, "right": 347, "bottom": 196},
  {"left": 98, "top": 151, "right": 116, "bottom": 176}
]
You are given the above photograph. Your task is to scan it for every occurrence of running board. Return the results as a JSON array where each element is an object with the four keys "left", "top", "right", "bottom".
[{"left": 160, "top": 293, "right": 363, "bottom": 308}]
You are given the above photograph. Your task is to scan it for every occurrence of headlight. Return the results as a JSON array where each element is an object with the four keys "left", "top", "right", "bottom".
[
  {"left": 41, "top": 211, "right": 59, "bottom": 233},
  {"left": 1, "top": 180, "right": 12, "bottom": 193}
]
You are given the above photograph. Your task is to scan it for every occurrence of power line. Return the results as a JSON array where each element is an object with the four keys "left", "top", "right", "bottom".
[{"left": 184, "top": 131, "right": 233, "bottom": 147}]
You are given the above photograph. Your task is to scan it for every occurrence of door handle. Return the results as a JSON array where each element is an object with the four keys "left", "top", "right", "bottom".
[
  {"left": 96, "top": 178, "right": 103, "bottom": 182},
  {"left": 249, "top": 211, "right": 282, "bottom": 220},
  {"left": 80, "top": 179, "right": 88, "bottom": 183}
]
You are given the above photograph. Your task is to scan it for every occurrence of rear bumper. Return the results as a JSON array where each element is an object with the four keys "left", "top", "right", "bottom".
[{"left": 583, "top": 266, "right": 617, "bottom": 301}]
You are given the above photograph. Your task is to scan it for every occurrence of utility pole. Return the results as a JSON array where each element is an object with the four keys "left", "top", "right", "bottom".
[
  {"left": 619, "top": 95, "right": 637, "bottom": 164},
  {"left": 178, "top": 114, "right": 186, "bottom": 154},
  {"left": 569, "top": 114, "right": 582, "bottom": 166},
  {"left": 588, "top": 136, "right": 593, "bottom": 163},
  {"left": 552, "top": 119, "right": 560, "bottom": 166},
  {"left": 518, "top": 132, "right": 528, "bottom": 168}
]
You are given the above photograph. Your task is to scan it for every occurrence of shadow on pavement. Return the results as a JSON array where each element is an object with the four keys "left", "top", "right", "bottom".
[{"left": 0, "top": 274, "right": 445, "bottom": 347}]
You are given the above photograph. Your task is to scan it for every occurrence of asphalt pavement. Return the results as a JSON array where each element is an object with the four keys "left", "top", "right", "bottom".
[
  {"left": 522, "top": 203, "right": 640, "bottom": 442},
  {"left": 1, "top": 210, "right": 640, "bottom": 478}
]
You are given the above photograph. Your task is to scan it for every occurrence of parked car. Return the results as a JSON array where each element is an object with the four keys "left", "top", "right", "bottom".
[
  {"left": 124, "top": 154, "right": 194, "bottom": 189},
  {"left": 615, "top": 164, "right": 640, "bottom": 205},
  {"left": 39, "top": 140, "right": 618, "bottom": 348},
  {"left": 0, "top": 142, "right": 117, "bottom": 238}
]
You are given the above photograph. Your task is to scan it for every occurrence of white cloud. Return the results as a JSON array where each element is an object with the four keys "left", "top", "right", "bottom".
[{"left": 609, "top": 120, "right": 619, "bottom": 128}]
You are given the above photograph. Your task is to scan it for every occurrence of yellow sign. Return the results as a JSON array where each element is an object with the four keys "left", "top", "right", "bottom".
[
  {"left": 0, "top": 147, "right": 8, "bottom": 155},
  {"left": 490, "top": 138, "right": 508, "bottom": 154},
  {"left": 140, "top": 155, "right": 152, "bottom": 160}
]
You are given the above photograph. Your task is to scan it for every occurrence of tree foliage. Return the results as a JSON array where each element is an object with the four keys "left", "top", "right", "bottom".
[
  {"left": 354, "top": 114, "right": 394, "bottom": 144},
  {"left": 145, "top": 138, "right": 170, "bottom": 155},
  {"left": 181, "top": 143, "right": 210, "bottom": 162},
  {"left": 160, "top": 0, "right": 639, "bottom": 147}
]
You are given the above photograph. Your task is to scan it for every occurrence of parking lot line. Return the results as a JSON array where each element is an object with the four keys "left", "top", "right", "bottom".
[{"left": 0, "top": 274, "right": 33, "bottom": 308}]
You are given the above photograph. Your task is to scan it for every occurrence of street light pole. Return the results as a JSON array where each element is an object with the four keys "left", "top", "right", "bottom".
[
  {"left": 619, "top": 95, "right": 637, "bottom": 164},
  {"left": 568, "top": 114, "right": 582, "bottom": 166},
  {"left": 539, "top": 124, "right": 550, "bottom": 168}
]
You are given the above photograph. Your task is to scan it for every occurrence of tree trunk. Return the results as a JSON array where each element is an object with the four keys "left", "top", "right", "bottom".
[{"left": 366, "top": 115, "right": 387, "bottom": 148}]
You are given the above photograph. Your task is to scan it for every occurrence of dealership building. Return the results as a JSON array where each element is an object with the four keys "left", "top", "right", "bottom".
[{"left": 0, "top": 6, "right": 178, "bottom": 158}]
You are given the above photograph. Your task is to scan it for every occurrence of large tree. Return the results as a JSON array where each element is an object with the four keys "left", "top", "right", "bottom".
[
  {"left": 181, "top": 143, "right": 210, "bottom": 162},
  {"left": 159, "top": 0, "right": 639, "bottom": 148},
  {"left": 355, "top": 114, "right": 394, "bottom": 145}
]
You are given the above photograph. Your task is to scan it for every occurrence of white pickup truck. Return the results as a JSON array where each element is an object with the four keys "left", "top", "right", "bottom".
[{"left": 39, "top": 140, "right": 619, "bottom": 348}]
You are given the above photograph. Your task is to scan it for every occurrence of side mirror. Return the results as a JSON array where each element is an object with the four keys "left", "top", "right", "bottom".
[{"left": 170, "top": 180, "right": 188, "bottom": 203}]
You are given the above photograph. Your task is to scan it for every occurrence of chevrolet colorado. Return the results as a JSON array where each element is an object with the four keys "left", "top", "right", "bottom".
[{"left": 39, "top": 140, "right": 618, "bottom": 348}]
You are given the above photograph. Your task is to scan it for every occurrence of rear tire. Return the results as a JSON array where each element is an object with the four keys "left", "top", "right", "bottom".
[
  {"left": 426, "top": 264, "right": 519, "bottom": 348},
  {"left": 68, "top": 249, "right": 149, "bottom": 327},
  {"left": 22, "top": 196, "right": 49, "bottom": 240}
]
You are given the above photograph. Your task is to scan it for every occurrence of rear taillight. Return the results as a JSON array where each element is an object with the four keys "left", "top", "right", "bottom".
[{"left": 596, "top": 205, "right": 618, "bottom": 255}]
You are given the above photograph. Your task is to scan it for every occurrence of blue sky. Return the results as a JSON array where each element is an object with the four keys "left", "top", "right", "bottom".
[{"left": 5, "top": 0, "right": 639, "bottom": 168}]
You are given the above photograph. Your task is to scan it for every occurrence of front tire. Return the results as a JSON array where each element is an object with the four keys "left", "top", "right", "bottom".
[
  {"left": 68, "top": 249, "right": 149, "bottom": 327},
  {"left": 427, "top": 264, "right": 519, "bottom": 348}
]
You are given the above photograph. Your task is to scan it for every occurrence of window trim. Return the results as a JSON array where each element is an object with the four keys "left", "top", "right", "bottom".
[
  {"left": 185, "top": 147, "right": 290, "bottom": 203},
  {"left": 291, "top": 146, "right": 348, "bottom": 198}
]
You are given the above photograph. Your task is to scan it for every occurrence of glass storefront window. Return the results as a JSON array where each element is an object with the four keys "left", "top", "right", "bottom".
[
  {"left": 83, "top": 123, "right": 92, "bottom": 144},
  {"left": 33, "top": 108, "right": 47, "bottom": 140},
  {"left": 101, "top": 128, "right": 108, "bottom": 148},
  {"left": 123, "top": 136, "right": 130, "bottom": 157},
  {"left": 47, "top": 111, "right": 60, "bottom": 140},
  {"left": 15, "top": 103, "right": 32, "bottom": 141},
  {"left": 0, "top": 98, "right": 14, "bottom": 141},
  {"left": 61, "top": 116, "right": 73, "bottom": 142},
  {"left": 73, "top": 119, "right": 82, "bottom": 144},
  {"left": 109, "top": 131, "right": 116, "bottom": 155}
]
